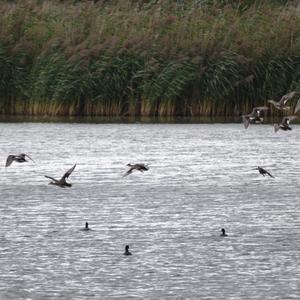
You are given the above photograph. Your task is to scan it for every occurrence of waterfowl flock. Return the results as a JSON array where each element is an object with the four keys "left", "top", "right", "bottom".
[
  {"left": 242, "top": 91, "right": 300, "bottom": 131},
  {"left": 3, "top": 91, "right": 299, "bottom": 255}
]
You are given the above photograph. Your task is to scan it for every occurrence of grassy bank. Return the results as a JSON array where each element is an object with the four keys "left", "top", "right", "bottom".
[{"left": 0, "top": 0, "right": 300, "bottom": 117}]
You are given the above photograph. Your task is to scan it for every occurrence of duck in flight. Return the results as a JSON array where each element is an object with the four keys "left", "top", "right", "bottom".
[
  {"left": 268, "top": 91, "right": 297, "bottom": 111},
  {"left": 254, "top": 166, "right": 274, "bottom": 178},
  {"left": 274, "top": 115, "right": 298, "bottom": 133},
  {"left": 5, "top": 153, "right": 35, "bottom": 167},
  {"left": 242, "top": 106, "right": 269, "bottom": 129},
  {"left": 45, "top": 164, "right": 76, "bottom": 187},
  {"left": 124, "top": 163, "right": 149, "bottom": 176}
]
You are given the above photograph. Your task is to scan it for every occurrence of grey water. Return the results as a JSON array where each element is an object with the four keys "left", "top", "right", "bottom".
[{"left": 0, "top": 122, "right": 299, "bottom": 299}]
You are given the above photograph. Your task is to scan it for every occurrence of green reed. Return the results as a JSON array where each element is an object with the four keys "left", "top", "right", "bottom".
[{"left": 0, "top": 0, "right": 299, "bottom": 116}]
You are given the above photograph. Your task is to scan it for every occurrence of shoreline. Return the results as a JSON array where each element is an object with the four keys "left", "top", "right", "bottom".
[{"left": 0, "top": 115, "right": 298, "bottom": 124}]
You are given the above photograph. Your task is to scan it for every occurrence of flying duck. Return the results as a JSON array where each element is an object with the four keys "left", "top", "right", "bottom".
[
  {"left": 254, "top": 166, "right": 274, "bottom": 178},
  {"left": 242, "top": 106, "right": 269, "bottom": 129},
  {"left": 268, "top": 91, "right": 297, "bottom": 111},
  {"left": 5, "top": 153, "right": 35, "bottom": 167},
  {"left": 124, "top": 163, "right": 149, "bottom": 176},
  {"left": 45, "top": 164, "right": 76, "bottom": 187},
  {"left": 274, "top": 115, "right": 298, "bottom": 133}
]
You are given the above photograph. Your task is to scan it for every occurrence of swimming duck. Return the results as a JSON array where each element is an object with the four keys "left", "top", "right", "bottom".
[
  {"left": 124, "top": 245, "right": 132, "bottom": 255},
  {"left": 220, "top": 228, "right": 228, "bottom": 236},
  {"left": 5, "top": 153, "right": 35, "bottom": 167},
  {"left": 124, "top": 163, "right": 149, "bottom": 176},
  {"left": 45, "top": 164, "right": 76, "bottom": 187},
  {"left": 254, "top": 166, "right": 274, "bottom": 178},
  {"left": 274, "top": 115, "right": 298, "bottom": 133},
  {"left": 242, "top": 106, "right": 269, "bottom": 129},
  {"left": 268, "top": 91, "right": 297, "bottom": 111},
  {"left": 81, "top": 222, "right": 90, "bottom": 231}
]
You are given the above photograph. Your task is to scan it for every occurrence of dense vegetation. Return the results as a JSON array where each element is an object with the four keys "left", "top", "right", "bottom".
[{"left": 0, "top": 0, "right": 300, "bottom": 117}]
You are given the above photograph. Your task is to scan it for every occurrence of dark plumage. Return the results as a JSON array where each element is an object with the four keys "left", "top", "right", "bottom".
[
  {"left": 220, "top": 228, "right": 228, "bottom": 236},
  {"left": 81, "top": 222, "right": 91, "bottom": 231},
  {"left": 254, "top": 166, "right": 274, "bottom": 178},
  {"left": 124, "top": 245, "right": 132, "bottom": 256},
  {"left": 274, "top": 115, "right": 298, "bottom": 133},
  {"left": 242, "top": 106, "right": 269, "bottom": 129},
  {"left": 124, "top": 163, "right": 149, "bottom": 176},
  {"left": 45, "top": 164, "right": 76, "bottom": 188},
  {"left": 5, "top": 153, "right": 35, "bottom": 167}
]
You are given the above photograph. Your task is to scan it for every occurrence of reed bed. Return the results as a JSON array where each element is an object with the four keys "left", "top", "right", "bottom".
[{"left": 0, "top": 0, "right": 299, "bottom": 117}]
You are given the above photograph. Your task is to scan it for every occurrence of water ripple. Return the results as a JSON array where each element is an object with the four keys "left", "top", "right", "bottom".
[{"left": 0, "top": 123, "right": 299, "bottom": 299}]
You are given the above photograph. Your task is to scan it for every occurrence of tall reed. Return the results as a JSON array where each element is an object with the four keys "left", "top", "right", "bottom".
[{"left": 0, "top": 0, "right": 299, "bottom": 117}]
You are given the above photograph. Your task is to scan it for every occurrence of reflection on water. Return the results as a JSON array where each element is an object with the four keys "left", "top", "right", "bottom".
[{"left": 0, "top": 123, "right": 299, "bottom": 299}]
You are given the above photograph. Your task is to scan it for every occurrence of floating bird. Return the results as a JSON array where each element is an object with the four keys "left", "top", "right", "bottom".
[
  {"left": 5, "top": 153, "right": 35, "bottom": 167},
  {"left": 220, "top": 228, "right": 228, "bottom": 237},
  {"left": 81, "top": 222, "right": 91, "bottom": 231},
  {"left": 274, "top": 115, "right": 298, "bottom": 133},
  {"left": 124, "top": 245, "right": 132, "bottom": 256},
  {"left": 45, "top": 164, "right": 76, "bottom": 187},
  {"left": 124, "top": 163, "right": 149, "bottom": 176},
  {"left": 268, "top": 91, "right": 297, "bottom": 111},
  {"left": 242, "top": 106, "right": 269, "bottom": 129},
  {"left": 254, "top": 166, "right": 274, "bottom": 178}
]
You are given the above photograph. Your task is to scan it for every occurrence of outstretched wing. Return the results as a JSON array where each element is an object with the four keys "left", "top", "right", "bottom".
[
  {"left": 123, "top": 168, "right": 133, "bottom": 177},
  {"left": 279, "top": 91, "right": 296, "bottom": 105},
  {"left": 61, "top": 164, "right": 76, "bottom": 180},
  {"left": 44, "top": 175, "right": 59, "bottom": 183},
  {"left": 274, "top": 123, "right": 280, "bottom": 133},
  {"left": 294, "top": 98, "right": 300, "bottom": 114},
  {"left": 5, "top": 155, "right": 15, "bottom": 167},
  {"left": 23, "top": 153, "right": 35, "bottom": 163},
  {"left": 242, "top": 116, "right": 250, "bottom": 129}
]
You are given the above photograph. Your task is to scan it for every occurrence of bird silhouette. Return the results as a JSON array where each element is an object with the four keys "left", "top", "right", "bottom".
[
  {"left": 124, "top": 163, "right": 149, "bottom": 176},
  {"left": 45, "top": 164, "right": 76, "bottom": 187},
  {"left": 5, "top": 153, "right": 35, "bottom": 167},
  {"left": 242, "top": 106, "right": 269, "bottom": 129},
  {"left": 274, "top": 116, "right": 298, "bottom": 133},
  {"left": 254, "top": 166, "right": 274, "bottom": 178},
  {"left": 268, "top": 91, "right": 297, "bottom": 111}
]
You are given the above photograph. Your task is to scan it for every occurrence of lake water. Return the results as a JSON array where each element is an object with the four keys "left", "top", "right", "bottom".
[{"left": 0, "top": 122, "right": 299, "bottom": 299}]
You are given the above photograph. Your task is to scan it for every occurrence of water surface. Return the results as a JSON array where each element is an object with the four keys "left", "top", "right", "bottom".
[{"left": 0, "top": 123, "right": 299, "bottom": 299}]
